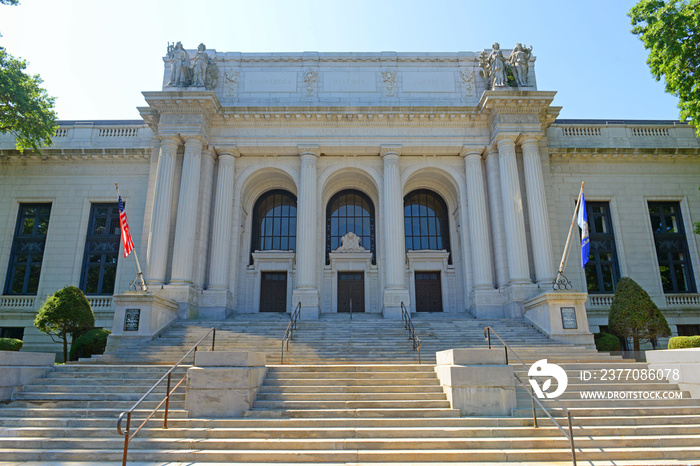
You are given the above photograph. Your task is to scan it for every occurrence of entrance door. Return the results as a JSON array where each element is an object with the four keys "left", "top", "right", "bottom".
[
  {"left": 338, "top": 272, "right": 364, "bottom": 313},
  {"left": 415, "top": 271, "right": 442, "bottom": 312},
  {"left": 260, "top": 272, "right": 287, "bottom": 312}
]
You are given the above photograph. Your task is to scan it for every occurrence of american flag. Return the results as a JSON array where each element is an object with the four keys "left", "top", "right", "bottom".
[{"left": 118, "top": 195, "right": 135, "bottom": 258}]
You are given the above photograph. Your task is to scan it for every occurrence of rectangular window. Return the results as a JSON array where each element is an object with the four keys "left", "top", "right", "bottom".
[
  {"left": 80, "top": 203, "right": 121, "bottom": 295},
  {"left": 676, "top": 324, "right": 700, "bottom": 337},
  {"left": 0, "top": 327, "right": 25, "bottom": 340},
  {"left": 648, "top": 201, "right": 696, "bottom": 293},
  {"left": 584, "top": 202, "right": 620, "bottom": 293},
  {"left": 4, "top": 203, "right": 52, "bottom": 295}
]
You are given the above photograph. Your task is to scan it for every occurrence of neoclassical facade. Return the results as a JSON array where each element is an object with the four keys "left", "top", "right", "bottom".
[{"left": 1, "top": 45, "right": 700, "bottom": 352}]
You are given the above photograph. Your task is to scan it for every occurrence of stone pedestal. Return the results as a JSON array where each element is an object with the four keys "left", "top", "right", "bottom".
[
  {"left": 434, "top": 349, "right": 516, "bottom": 416},
  {"left": 523, "top": 291, "right": 595, "bottom": 348},
  {"left": 107, "top": 292, "right": 178, "bottom": 351},
  {"left": 0, "top": 351, "right": 55, "bottom": 400},
  {"left": 185, "top": 351, "right": 267, "bottom": 418},
  {"left": 647, "top": 348, "right": 700, "bottom": 398}
]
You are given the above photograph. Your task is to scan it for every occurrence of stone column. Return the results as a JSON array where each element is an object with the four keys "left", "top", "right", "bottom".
[
  {"left": 381, "top": 145, "right": 410, "bottom": 318},
  {"left": 485, "top": 146, "right": 508, "bottom": 287},
  {"left": 292, "top": 145, "right": 320, "bottom": 319},
  {"left": 147, "top": 135, "right": 180, "bottom": 285},
  {"left": 496, "top": 136, "right": 531, "bottom": 284},
  {"left": 461, "top": 146, "right": 494, "bottom": 289},
  {"left": 521, "top": 136, "right": 555, "bottom": 285},
  {"left": 208, "top": 147, "right": 239, "bottom": 290},
  {"left": 170, "top": 136, "right": 204, "bottom": 284}
]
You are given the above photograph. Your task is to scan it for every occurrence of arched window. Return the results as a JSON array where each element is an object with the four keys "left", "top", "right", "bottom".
[
  {"left": 326, "top": 189, "right": 375, "bottom": 264},
  {"left": 250, "top": 190, "right": 297, "bottom": 262},
  {"left": 404, "top": 189, "right": 451, "bottom": 262}
]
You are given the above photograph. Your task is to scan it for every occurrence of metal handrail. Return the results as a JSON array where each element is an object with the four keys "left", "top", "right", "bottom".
[
  {"left": 116, "top": 327, "right": 215, "bottom": 466},
  {"left": 400, "top": 302, "right": 421, "bottom": 364},
  {"left": 484, "top": 326, "right": 577, "bottom": 465},
  {"left": 281, "top": 302, "right": 301, "bottom": 364}
]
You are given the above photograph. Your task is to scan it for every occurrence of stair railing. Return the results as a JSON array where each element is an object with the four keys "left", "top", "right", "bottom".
[
  {"left": 400, "top": 302, "right": 422, "bottom": 364},
  {"left": 116, "top": 327, "right": 215, "bottom": 466},
  {"left": 281, "top": 302, "right": 301, "bottom": 364},
  {"left": 484, "top": 326, "right": 577, "bottom": 466}
]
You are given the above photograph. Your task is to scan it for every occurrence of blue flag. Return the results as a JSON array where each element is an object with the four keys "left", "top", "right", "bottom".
[{"left": 577, "top": 193, "right": 590, "bottom": 267}]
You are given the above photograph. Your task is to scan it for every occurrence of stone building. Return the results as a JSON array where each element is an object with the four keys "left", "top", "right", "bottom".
[{"left": 1, "top": 44, "right": 699, "bottom": 354}]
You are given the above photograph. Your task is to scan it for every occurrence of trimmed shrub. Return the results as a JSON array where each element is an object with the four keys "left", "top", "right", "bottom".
[
  {"left": 0, "top": 338, "right": 23, "bottom": 351},
  {"left": 34, "top": 286, "right": 95, "bottom": 362},
  {"left": 69, "top": 328, "right": 111, "bottom": 361},
  {"left": 594, "top": 332, "right": 622, "bottom": 352},
  {"left": 608, "top": 277, "right": 671, "bottom": 351},
  {"left": 668, "top": 335, "right": 700, "bottom": 349}
]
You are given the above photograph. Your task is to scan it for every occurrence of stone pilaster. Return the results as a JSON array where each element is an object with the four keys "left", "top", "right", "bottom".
[
  {"left": 208, "top": 147, "right": 239, "bottom": 290},
  {"left": 170, "top": 136, "right": 205, "bottom": 284},
  {"left": 496, "top": 136, "right": 531, "bottom": 284},
  {"left": 147, "top": 136, "right": 180, "bottom": 285},
  {"left": 461, "top": 146, "right": 494, "bottom": 290},
  {"left": 291, "top": 145, "right": 320, "bottom": 319},
  {"left": 484, "top": 146, "right": 508, "bottom": 288},
  {"left": 381, "top": 145, "right": 410, "bottom": 319},
  {"left": 521, "top": 136, "right": 555, "bottom": 286}
]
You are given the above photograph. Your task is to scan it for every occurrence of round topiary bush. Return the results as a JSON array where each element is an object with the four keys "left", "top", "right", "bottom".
[
  {"left": 69, "top": 328, "right": 111, "bottom": 361},
  {"left": 594, "top": 332, "right": 622, "bottom": 352},
  {"left": 667, "top": 335, "right": 700, "bottom": 349},
  {"left": 0, "top": 338, "right": 23, "bottom": 351},
  {"left": 34, "top": 285, "right": 95, "bottom": 362}
]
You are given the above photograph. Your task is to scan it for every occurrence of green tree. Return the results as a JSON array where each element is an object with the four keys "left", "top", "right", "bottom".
[
  {"left": 0, "top": 0, "right": 57, "bottom": 152},
  {"left": 608, "top": 277, "right": 671, "bottom": 351},
  {"left": 34, "top": 286, "right": 95, "bottom": 362},
  {"left": 629, "top": 1, "right": 700, "bottom": 134}
]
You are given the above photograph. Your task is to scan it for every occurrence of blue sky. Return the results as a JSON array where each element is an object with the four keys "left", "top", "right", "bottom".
[{"left": 0, "top": 0, "right": 681, "bottom": 122}]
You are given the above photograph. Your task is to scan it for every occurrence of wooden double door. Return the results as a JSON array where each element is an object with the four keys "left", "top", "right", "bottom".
[
  {"left": 414, "top": 271, "right": 442, "bottom": 312},
  {"left": 338, "top": 272, "right": 364, "bottom": 313},
  {"left": 260, "top": 272, "right": 287, "bottom": 313}
]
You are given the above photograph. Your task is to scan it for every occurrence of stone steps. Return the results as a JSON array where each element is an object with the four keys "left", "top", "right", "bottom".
[{"left": 1, "top": 314, "right": 699, "bottom": 464}]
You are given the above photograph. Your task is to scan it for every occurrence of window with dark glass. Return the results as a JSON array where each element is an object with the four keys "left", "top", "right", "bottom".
[
  {"left": 4, "top": 204, "right": 51, "bottom": 295},
  {"left": 250, "top": 190, "right": 297, "bottom": 262},
  {"left": 584, "top": 202, "right": 620, "bottom": 293},
  {"left": 326, "top": 190, "right": 375, "bottom": 264},
  {"left": 80, "top": 203, "right": 121, "bottom": 295},
  {"left": 404, "top": 189, "right": 451, "bottom": 263},
  {"left": 648, "top": 201, "right": 696, "bottom": 293}
]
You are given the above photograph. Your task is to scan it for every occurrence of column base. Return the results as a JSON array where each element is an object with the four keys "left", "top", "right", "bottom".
[
  {"left": 292, "top": 288, "right": 320, "bottom": 320},
  {"left": 469, "top": 288, "right": 506, "bottom": 318},
  {"left": 161, "top": 283, "right": 199, "bottom": 319},
  {"left": 382, "top": 288, "right": 410, "bottom": 319},
  {"left": 200, "top": 289, "right": 234, "bottom": 320}
]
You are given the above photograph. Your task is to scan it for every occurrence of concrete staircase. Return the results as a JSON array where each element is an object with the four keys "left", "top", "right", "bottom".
[{"left": 1, "top": 313, "right": 699, "bottom": 464}]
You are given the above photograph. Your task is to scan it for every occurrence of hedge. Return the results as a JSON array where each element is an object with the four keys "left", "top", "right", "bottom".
[
  {"left": 69, "top": 328, "right": 111, "bottom": 361},
  {"left": 667, "top": 336, "right": 700, "bottom": 349},
  {"left": 594, "top": 332, "right": 622, "bottom": 352},
  {"left": 0, "top": 338, "right": 23, "bottom": 351}
]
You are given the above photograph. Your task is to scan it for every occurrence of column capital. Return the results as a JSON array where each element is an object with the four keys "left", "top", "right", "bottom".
[
  {"left": 214, "top": 144, "right": 241, "bottom": 159},
  {"left": 460, "top": 145, "right": 486, "bottom": 159},
  {"left": 182, "top": 134, "right": 207, "bottom": 147},
  {"left": 380, "top": 145, "right": 402, "bottom": 158},
  {"left": 158, "top": 135, "right": 181, "bottom": 147},
  {"left": 298, "top": 145, "right": 320, "bottom": 158},
  {"left": 494, "top": 134, "right": 518, "bottom": 148},
  {"left": 519, "top": 133, "right": 542, "bottom": 147}
]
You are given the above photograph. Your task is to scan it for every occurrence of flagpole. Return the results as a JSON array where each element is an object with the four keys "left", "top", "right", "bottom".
[
  {"left": 554, "top": 181, "right": 584, "bottom": 290},
  {"left": 115, "top": 183, "right": 148, "bottom": 292}
]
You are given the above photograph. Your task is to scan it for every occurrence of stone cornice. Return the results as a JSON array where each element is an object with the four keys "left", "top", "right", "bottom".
[
  {"left": 548, "top": 147, "right": 700, "bottom": 161},
  {"left": 0, "top": 148, "right": 151, "bottom": 162}
]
